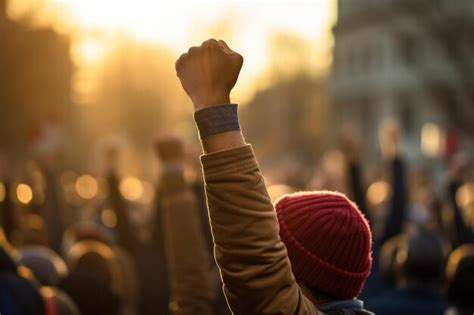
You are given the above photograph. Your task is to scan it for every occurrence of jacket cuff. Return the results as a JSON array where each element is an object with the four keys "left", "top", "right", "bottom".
[
  {"left": 201, "top": 145, "right": 257, "bottom": 178},
  {"left": 194, "top": 104, "right": 240, "bottom": 139}
]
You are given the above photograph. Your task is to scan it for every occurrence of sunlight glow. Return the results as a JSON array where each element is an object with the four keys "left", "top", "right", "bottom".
[
  {"left": 74, "top": 39, "right": 106, "bottom": 64},
  {"left": 10, "top": 0, "right": 336, "bottom": 103}
]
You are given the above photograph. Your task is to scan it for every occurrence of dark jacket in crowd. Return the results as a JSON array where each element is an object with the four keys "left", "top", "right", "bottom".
[{"left": 365, "top": 286, "right": 447, "bottom": 315}]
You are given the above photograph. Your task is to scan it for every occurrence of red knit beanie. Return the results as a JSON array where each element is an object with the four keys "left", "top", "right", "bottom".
[{"left": 275, "top": 191, "right": 372, "bottom": 299}]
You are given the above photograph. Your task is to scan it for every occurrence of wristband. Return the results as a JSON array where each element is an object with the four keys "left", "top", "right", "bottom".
[{"left": 194, "top": 104, "right": 240, "bottom": 139}]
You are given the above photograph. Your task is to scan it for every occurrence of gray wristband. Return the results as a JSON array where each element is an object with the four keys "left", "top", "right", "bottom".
[{"left": 194, "top": 104, "right": 240, "bottom": 139}]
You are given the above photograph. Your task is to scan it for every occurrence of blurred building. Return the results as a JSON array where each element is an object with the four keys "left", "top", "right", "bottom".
[
  {"left": 0, "top": 0, "right": 73, "bottom": 164},
  {"left": 242, "top": 75, "right": 329, "bottom": 177},
  {"left": 331, "top": 0, "right": 474, "bottom": 163}
]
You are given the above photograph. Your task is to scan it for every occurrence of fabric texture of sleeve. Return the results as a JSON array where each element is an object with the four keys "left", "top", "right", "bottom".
[{"left": 201, "top": 145, "right": 319, "bottom": 315}]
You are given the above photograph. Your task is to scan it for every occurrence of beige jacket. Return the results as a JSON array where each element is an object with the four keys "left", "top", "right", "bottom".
[
  {"left": 161, "top": 168, "right": 215, "bottom": 315},
  {"left": 201, "top": 145, "right": 321, "bottom": 315}
]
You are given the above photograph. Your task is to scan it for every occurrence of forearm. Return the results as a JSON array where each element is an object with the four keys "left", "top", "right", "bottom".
[
  {"left": 196, "top": 105, "right": 312, "bottom": 314},
  {"left": 161, "top": 167, "right": 214, "bottom": 315},
  {"left": 201, "top": 131, "right": 246, "bottom": 154},
  {"left": 107, "top": 173, "right": 138, "bottom": 254},
  {"left": 348, "top": 161, "right": 370, "bottom": 222},
  {"left": 381, "top": 157, "right": 406, "bottom": 242}
]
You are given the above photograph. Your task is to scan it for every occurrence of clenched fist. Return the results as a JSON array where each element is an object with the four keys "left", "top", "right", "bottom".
[
  {"left": 175, "top": 39, "right": 244, "bottom": 111},
  {"left": 155, "top": 134, "right": 185, "bottom": 165}
]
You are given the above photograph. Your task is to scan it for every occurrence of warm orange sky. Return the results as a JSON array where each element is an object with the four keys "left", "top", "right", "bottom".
[{"left": 9, "top": 0, "right": 336, "bottom": 102}]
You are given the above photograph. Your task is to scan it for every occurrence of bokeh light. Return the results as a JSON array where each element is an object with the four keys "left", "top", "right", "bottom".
[
  {"left": 75, "top": 175, "right": 99, "bottom": 199},
  {"left": 16, "top": 183, "right": 33, "bottom": 204},
  {"left": 101, "top": 208, "right": 118, "bottom": 228},
  {"left": 367, "top": 181, "right": 391, "bottom": 206},
  {"left": 421, "top": 123, "right": 443, "bottom": 158},
  {"left": 120, "top": 176, "right": 144, "bottom": 202}
]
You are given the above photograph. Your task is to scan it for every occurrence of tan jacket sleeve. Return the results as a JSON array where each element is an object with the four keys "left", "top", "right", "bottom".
[
  {"left": 161, "top": 168, "right": 215, "bottom": 315},
  {"left": 201, "top": 145, "right": 320, "bottom": 315}
]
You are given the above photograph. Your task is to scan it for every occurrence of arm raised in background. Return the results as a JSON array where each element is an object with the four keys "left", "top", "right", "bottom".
[
  {"left": 175, "top": 39, "right": 318, "bottom": 314},
  {"left": 157, "top": 136, "right": 214, "bottom": 315},
  {"left": 341, "top": 129, "right": 370, "bottom": 223},
  {"left": 0, "top": 179, "right": 19, "bottom": 245},
  {"left": 105, "top": 148, "right": 139, "bottom": 255},
  {"left": 379, "top": 121, "right": 407, "bottom": 243}
]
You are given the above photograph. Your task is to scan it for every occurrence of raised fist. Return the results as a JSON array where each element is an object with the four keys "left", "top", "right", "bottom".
[
  {"left": 379, "top": 119, "right": 401, "bottom": 159},
  {"left": 155, "top": 134, "right": 185, "bottom": 165},
  {"left": 175, "top": 39, "right": 243, "bottom": 111},
  {"left": 340, "top": 125, "right": 361, "bottom": 161}
]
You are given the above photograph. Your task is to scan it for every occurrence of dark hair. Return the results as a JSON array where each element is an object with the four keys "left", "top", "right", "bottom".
[{"left": 397, "top": 228, "right": 447, "bottom": 284}]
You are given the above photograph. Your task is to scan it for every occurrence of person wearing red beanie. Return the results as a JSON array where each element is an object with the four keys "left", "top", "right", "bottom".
[
  {"left": 276, "top": 191, "right": 372, "bottom": 300},
  {"left": 174, "top": 39, "right": 373, "bottom": 314}
]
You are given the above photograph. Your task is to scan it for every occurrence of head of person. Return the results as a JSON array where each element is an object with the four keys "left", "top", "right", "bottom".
[
  {"left": 61, "top": 240, "right": 123, "bottom": 315},
  {"left": 61, "top": 222, "right": 114, "bottom": 257},
  {"left": 18, "top": 245, "right": 68, "bottom": 287},
  {"left": 395, "top": 227, "right": 448, "bottom": 287},
  {"left": 445, "top": 244, "right": 474, "bottom": 309},
  {"left": 21, "top": 214, "right": 48, "bottom": 246},
  {"left": 275, "top": 191, "right": 372, "bottom": 301}
]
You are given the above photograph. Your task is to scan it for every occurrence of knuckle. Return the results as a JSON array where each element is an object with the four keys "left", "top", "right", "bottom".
[
  {"left": 233, "top": 54, "right": 244, "bottom": 66},
  {"left": 188, "top": 46, "right": 199, "bottom": 55},
  {"left": 202, "top": 38, "right": 218, "bottom": 47}
]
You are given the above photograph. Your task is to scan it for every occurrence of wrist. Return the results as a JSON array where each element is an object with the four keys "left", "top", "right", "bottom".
[
  {"left": 193, "top": 103, "right": 246, "bottom": 154},
  {"left": 192, "top": 92, "right": 230, "bottom": 112}
]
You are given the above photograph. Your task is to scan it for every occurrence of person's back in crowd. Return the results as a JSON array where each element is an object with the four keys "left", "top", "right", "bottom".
[
  {"left": 0, "top": 230, "right": 45, "bottom": 315},
  {"left": 366, "top": 228, "right": 448, "bottom": 315},
  {"left": 173, "top": 39, "right": 373, "bottom": 314}
]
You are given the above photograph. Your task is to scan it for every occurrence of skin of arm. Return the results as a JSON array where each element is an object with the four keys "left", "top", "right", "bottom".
[{"left": 175, "top": 39, "right": 319, "bottom": 314}]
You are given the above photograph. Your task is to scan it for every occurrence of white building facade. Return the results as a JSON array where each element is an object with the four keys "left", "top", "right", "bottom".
[{"left": 331, "top": 0, "right": 473, "bottom": 163}]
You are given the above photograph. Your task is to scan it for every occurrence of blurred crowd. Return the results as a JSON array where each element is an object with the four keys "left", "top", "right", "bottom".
[{"left": 0, "top": 118, "right": 473, "bottom": 315}]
